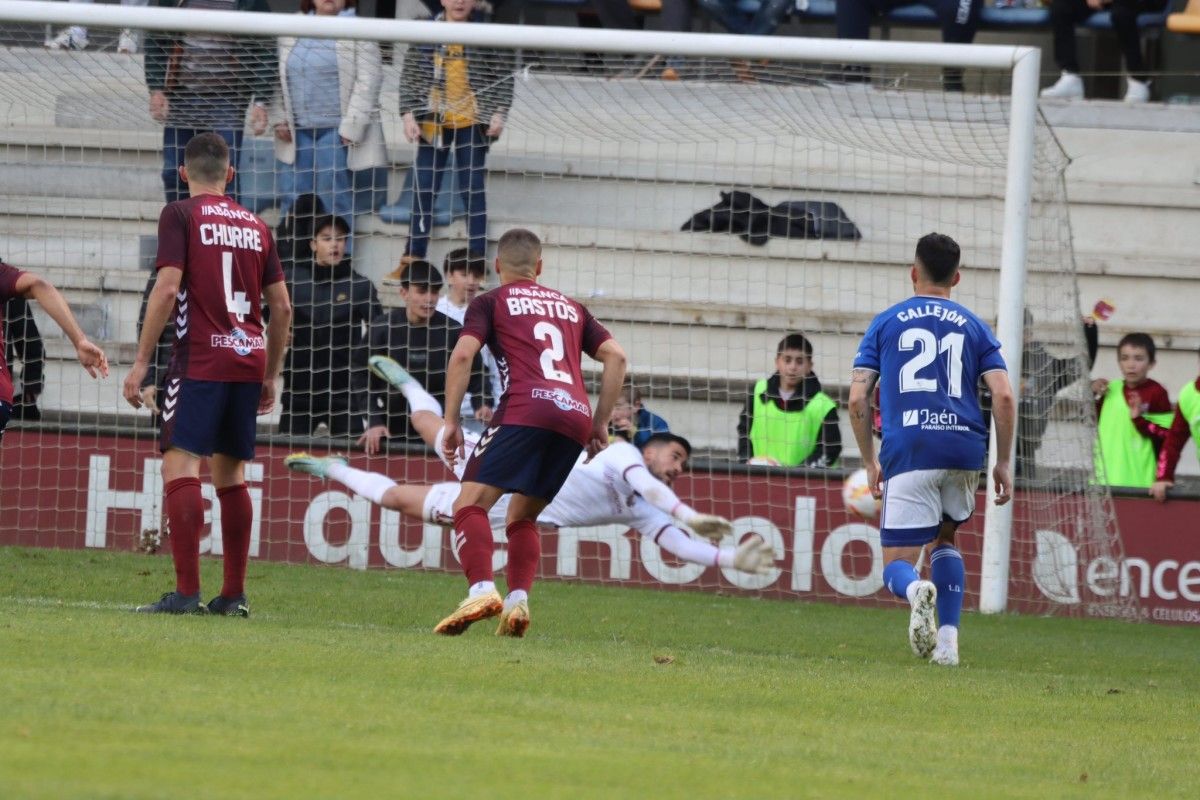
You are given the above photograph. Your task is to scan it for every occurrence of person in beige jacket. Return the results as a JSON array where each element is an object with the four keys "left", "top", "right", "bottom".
[{"left": 272, "top": 0, "right": 387, "bottom": 252}]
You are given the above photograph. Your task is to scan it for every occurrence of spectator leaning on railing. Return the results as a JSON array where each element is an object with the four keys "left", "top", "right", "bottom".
[
  {"left": 271, "top": 0, "right": 386, "bottom": 254},
  {"left": 144, "top": 0, "right": 277, "bottom": 205}
]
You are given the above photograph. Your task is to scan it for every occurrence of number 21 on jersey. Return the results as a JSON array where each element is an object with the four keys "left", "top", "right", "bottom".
[
  {"left": 222, "top": 251, "right": 251, "bottom": 323},
  {"left": 898, "top": 328, "right": 964, "bottom": 397}
]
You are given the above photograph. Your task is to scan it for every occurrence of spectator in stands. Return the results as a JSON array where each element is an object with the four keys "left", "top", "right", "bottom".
[
  {"left": 45, "top": 0, "right": 146, "bottom": 54},
  {"left": 280, "top": 214, "right": 381, "bottom": 437},
  {"left": 275, "top": 192, "right": 329, "bottom": 276},
  {"left": 835, "top": 0, "right": 983, "bottom": 90},
  {"left": 593, "top": 0, "right": 693, "bottom": 80},
  {"left": 144, "top": 0, "right": 276, "bottom": 205},
  {"left": 1151, "top": 348, "right": 1200, "bottom": 502},
  {"left": 361, "top": 259, "right": 487, "bottom": 452},
  {"left": 698, "top": 0, "right": 793, "bottom": 39},
  {"left": 434, "top": 248, "right": 496, "bottom": 431},
  {"left": 4, "top": 297, "right": 44, "bottom": 421},
  {"left": 385, "top": 0, "right": 514, "bottom": 283},
  {"left": 272, "top": 0, "right": 386, "bottom": 253},
  {"left": 610, "top": 383, "right": 670, "bottom": 447},
  {"left": 1040, "top": 0, "right": 1168, "bottom": 102},
  {"left": 1091, "top": 332, "right": 1174, "bottom": 487},
  {"left": 738, "top": 332, "right": 841, "bottom": 467}
]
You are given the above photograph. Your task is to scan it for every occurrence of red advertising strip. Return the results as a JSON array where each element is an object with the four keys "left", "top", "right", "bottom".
[{"left": 1, "top": 430, "right": 1196, "bottom": 624}]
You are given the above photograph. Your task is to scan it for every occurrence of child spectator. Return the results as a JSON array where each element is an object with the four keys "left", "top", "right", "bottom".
[
  {"left": 1092, "top": 332, "right": 1174, "bottom": 487},
  {"left": 738, "top": 333, "right": 841, "bottom": 467},
  {"left": 1151, "top": 347, "right": 1200, "bottom": 502},
  {"left": 435, "top": 248, "right": 495, "bottom": 431},
  {"left": 610, "top": 383, "right": 670, "bottom": 447},
  {"left": 280, "top": 214, "right": 381, "bottom": 437}
]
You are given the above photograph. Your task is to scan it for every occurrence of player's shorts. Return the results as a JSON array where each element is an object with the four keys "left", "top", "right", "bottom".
[
  {"left": 879, "top": 468, "right": 978, "bottom": 548},
  {"left": 0, "top": 399, "right": 11, "bottom": 443},
  {"left": 422, "top": 481, "right": 510, "bottom": 528},
  {"left": 159, "top": 377, "right": 260, "bottom": 461},
  {"left": 460, "top": 424, "right": 583, "bottom": 501}
]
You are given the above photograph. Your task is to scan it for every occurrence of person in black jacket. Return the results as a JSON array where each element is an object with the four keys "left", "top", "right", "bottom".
[
  {"left": 361, "top": 258, "right": 486, "bottom": 453},
  {"left": 4, "top": 296, "right": 44, "bottom": 421},
  {"left": 281, "top": 214, "right": 381, "bottom": 437}
]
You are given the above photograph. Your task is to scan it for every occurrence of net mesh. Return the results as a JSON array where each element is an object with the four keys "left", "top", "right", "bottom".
[{"left": 0, "top": 7, "right": 1134, "bottom": 618}]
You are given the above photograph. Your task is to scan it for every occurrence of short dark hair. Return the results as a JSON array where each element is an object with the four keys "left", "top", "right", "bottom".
[
  {"left": 444, "top": 247, "right": 486, "bottom": 276},
  {"left": 310, "top": 214, "right": 350, "bottom": 238},
  {"left": 641, "top": 432, "right": 692, "bottom": 457},
  {"left": 1118, "top": 332, "right": 1157, "bottom": 362},
  {"left": 183, "top": 132, "right": 230, "bottom": 184},
  {"left": 915, "top": 232, "right": 961, "bottom": 285},
  {"left": 400, "top": 259, "right": 444, "bottom": 289},
  {"left": 777, "top": 333, "right": 813, "bottom": 357}
]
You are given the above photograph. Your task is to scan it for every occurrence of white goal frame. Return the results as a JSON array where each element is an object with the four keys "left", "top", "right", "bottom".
[{"left": 0, "top": 0, "right": 1040, "bottom": 613}]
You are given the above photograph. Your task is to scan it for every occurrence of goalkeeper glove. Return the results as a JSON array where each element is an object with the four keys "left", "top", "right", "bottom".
[
  {"left": 732, "top": 536, "right": 774, "bottom": 575},
  {"left": 686, "top": 513, "right": 733, "bottom": 542}
]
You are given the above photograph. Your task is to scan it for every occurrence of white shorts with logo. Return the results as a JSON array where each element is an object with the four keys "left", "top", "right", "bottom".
[
  {"left": 880, "top": 468, "right": 978, "bottom": 548},
  {"left": 421, "top": 481, "right": 510, "bottom": 528}
]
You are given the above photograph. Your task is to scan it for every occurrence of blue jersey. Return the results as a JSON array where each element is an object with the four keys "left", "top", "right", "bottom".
[{"left": 854, "top": 295, "right": 1007, "bottom": 477}]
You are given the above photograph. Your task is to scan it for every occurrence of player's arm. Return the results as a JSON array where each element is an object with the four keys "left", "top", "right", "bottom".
[
  {"left": 622, "top": 462, "right": 732, "bottom": 541},
  {"left": 124, "top": 268, "right": 180, "bottom": 407},
  {"left": 984, "top": 369, "right": 1015, "bottom": 506},
  {"left": 440, "top": 333, "right": 484, "bottom": 465},
  {"left": 14, "top": 272, "right": 108, "bottom": 379},
  {"left": 588, "top": 338, "right": 627, "bottom": 460},
  {"left": 260, "top": 279, "right": 293, "bottom": 414},
  {"left": 847, "top": 368, "right": 880, "bottom": 494}
]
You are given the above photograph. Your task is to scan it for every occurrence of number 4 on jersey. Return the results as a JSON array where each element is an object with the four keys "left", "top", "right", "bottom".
[{"left": 222, "top": 251, "right": 251, "bottom": 323}]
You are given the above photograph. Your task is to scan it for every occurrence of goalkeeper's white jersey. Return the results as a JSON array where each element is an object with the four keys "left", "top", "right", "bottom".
[{"left": 431, "top": 430, "right": 673, "bottom": 537}]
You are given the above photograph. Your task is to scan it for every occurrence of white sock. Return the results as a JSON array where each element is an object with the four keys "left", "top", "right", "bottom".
[
  {"left": 505, "top": 589, "right": 528, "bottom": 610},
  {"left": 401, "top": 381, "right": 443, "bottom": 416},
  {"left": 655, "top": 526, "right": 720, "bottom": 567},
  {"left": 938, "top": 625, "right": 958, "bottom": 649},
  {"left": 906, "top": 580, "right": 922, "bottom": 606},
  {"left": 469, "top": 580, "right": 496, "bottom": 597},
  {"left": 325, "top": 462, "right": 396, "bottom": 506}
]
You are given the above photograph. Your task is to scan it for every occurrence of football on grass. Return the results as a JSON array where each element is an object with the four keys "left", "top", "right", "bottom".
[{"left": 842, "top": 468, "right": 880, "bottom": 520}]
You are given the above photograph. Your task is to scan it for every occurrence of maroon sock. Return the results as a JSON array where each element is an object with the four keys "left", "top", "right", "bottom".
[
  {"left": 505, "top": 519, "right": 541, "bottom": 594},
  {"left": 453, "top": 505, "right": 494, "bottom": 585},
  {"left": 165, "top": 477, "right": 204, "bottom": 596},
  {"left": 217, "top": 484, "right": 252, "bottom": 598}
]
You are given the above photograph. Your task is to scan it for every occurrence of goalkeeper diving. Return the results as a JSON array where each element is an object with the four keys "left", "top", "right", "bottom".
[{"left": 286, "top": 356, "right": 774, "bottom": 575}]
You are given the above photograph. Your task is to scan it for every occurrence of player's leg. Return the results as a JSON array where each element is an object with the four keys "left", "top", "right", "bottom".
[
  {"left": 926, "top": 470, "right": 977, "bottom": 666},
  {"left": 366, "top": 355, "right": 445, "bottom": 441},
  {"left": 137, "top": 378, "right": 219, "bottom": 614},
  {"left": 284, "top": 449, "right": 439, "bottom": 520},
  {"left": 494, "top": 431, "right": 582, "bottom": 637},
  {"left": 879, "top": 470, "right": 942, "bottom": 658},
  {"left": 205, "top": 382, "right": 262, "bottom": 617}
]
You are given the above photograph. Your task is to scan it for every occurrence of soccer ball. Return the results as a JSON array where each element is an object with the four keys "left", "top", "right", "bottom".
[{"left": 842, "top": 468, "right": 880, "bottom": 520}]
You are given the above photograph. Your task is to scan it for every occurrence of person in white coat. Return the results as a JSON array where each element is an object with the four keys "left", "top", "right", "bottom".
[{"left": 272, "top": 0, "right": 387, "bottom": 252}]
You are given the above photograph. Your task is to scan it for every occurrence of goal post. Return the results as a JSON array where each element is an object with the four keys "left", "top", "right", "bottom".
[{"left": 0, "top": 0, "right": 1126, "bottom": 618}]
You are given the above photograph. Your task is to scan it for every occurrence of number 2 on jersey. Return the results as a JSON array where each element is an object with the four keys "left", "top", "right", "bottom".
[
  {"left": 533, "top": 321, "right": 572, "bottom": 384},
  {"left": 222, "top": 251, "right": 251, "bottom": 323},
  {"left": 898, "top": 328, "right": 964, "bottom": 397}
]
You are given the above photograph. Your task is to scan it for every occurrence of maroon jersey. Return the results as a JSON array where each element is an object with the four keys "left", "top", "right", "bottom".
[
  {"left": 461, "top": 279, "right": 611, "bottom": 445},
  {"left": 156, "top": 195, "right": 284, "bottom": 382},
  {"left": 0, "top": 260, "right": 25, "bottom": 404}
]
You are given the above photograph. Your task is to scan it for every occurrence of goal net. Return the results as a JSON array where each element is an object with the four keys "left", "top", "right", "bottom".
[{"left": 0, "top": 1, "right": 1134, "bottom": 619}]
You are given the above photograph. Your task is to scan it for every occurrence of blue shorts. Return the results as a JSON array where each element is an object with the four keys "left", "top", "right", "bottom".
[
  {"left": 160, "top": 378, "right": 260, "bottom": 461},
  {"left": 460, "top": 424, "right": 583, "bottom": 501}
]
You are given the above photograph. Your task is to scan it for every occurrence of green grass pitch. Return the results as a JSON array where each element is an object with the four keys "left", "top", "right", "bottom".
[{"left": 1, "top": 546, "right": 1196, "bottom": 799}]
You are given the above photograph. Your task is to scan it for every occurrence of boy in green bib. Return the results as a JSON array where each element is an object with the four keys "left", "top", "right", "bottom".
[
  {"left": 1092, "top": 332, "right": 1174, "bottom": 488},
  {"left": 1151, "top": 347, "right": 1200, "bottom": 502},
  {"left": 737, "top": 332, "right": 841, "bottom": 468}
]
